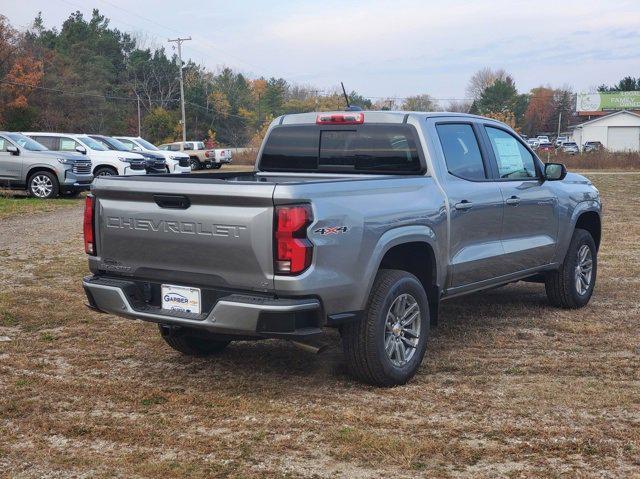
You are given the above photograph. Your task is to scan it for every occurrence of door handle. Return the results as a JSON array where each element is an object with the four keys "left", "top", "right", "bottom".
[
  {"left": 454, "top": 200, "right": 473, "bottom": 211},
  {"left": 505, "top": 196, "right": 521, "bottom": 206}
]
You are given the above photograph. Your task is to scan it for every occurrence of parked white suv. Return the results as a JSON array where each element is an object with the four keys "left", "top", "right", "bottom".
[
  {"left": 114, "top": 136, "right": 191, "bottom": 174},
  {"left": 24, "top": 132, "right": 147, "bottom": 176}
]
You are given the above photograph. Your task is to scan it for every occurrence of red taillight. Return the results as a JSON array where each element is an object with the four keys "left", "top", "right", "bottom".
[
  {"left": 274, "top": 204, "right": 313, "bottom": 274},
  {"left": 84, "top": 195, "right": 95, "bottom": 255},
  {"left": 205, "top": 150, "right": 213, "bottom": 158},
  {"left": 316, "top": 112, "right": 364, "bottom": 125}
]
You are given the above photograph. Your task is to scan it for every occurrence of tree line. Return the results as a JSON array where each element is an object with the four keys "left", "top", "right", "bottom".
[{"left": 0, "top": 11, "right": 637, "bottom": 145}]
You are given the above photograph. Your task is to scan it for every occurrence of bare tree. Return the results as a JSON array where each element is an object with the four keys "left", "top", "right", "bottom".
[
  {"left": 466, "top": 67, "right": 509, "bottom": 100},
  {"left": 401, "top": 94, "right": 440, "bottom": 112},
  {"left": 445, "top": 100, "right": 472, "bottom": 113}
]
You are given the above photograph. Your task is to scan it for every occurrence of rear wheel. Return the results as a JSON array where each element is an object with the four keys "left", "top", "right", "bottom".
[
  {"left": 94, "top": 166, "right": 117, "bottom": 177},
  {"left": 189, "top": 158, "right": 200, "bottom": 171},
  {"left": 28, "top": 171, "right": 59, "bottom": 199},
  {"left": 158, "top": 325, "right": 231, "bottom": 356},
  {"left": 212, "top": 163, "right": 222, "bottom": 169},
  {"left": 545, "top": 228, "right": 597, "bottom": 308},
  {"left": 341, "top": 269, "right": 429, "bottom": 387}
]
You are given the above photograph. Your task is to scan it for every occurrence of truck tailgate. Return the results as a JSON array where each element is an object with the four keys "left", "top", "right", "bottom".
[{"left": 92, "top": 177, "right": 275, "bottom": 292}]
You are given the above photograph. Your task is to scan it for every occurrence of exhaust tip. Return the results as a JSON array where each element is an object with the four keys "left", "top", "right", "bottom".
[{"left": 290, "top": 340, "right": 330, "bottom": 355}]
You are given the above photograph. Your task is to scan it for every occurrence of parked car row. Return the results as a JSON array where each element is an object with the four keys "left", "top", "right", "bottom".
[
  {"left": 525, "top": 135, "right": 603, "bottom": 155},
  {"left": 1, "top": 131, "right": 234, "bottom": 199}
]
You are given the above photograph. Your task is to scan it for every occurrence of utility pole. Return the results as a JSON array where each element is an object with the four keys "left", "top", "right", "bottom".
[
  {"left": 557, "top": 111, "right": 562, "bottom": 139},
  {"left": 136, "top": 94, "right": 141, "bottom": 137},
  {"left": 168, "top": 36, "right": 191, "bottom": 143}
]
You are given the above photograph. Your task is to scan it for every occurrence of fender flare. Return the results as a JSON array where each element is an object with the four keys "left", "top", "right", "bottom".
[
  {"left": 556, "top": 200, "right": 601, "bottom": 262},
  {"left": 359, "top": 225, "right": 440, "bottom": 311}
]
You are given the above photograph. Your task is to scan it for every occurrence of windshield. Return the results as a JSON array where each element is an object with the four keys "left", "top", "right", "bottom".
[
  {"left": 78, "top": 136, "right": 108, "bottom": 151},
  {"left": 98, "top": 136, "right": 130, "bottom": 151},
  {"left": 137, "top": 138, "right": 159, "bottom": 150},
  {"left": 6, "top": 133, "right": 48, "bottom": 151}
]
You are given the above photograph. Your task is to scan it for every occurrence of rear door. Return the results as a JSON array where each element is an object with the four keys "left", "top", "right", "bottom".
[
  {"left": 93, "top": 177, "right": 276, "bottom": 292},
  {"left": 482, "top": 125, "right": 559, "bottom": 272},
  {"left": 434, "top": 122, "right": 506, "bottom": 288}
]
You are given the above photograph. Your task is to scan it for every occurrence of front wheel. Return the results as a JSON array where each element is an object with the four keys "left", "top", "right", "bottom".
[
  {"left": 94, "top": 166, "right": 117, "bottom": 177},
  {"left": 545, "top": 228, "right": 597, "bottom": 308},
  {"left": 189, "top": 158, "right": 200, "bottom": 171},
  {"left": 341, "top": 269, "right": 429, "bottom": 387},
  {"left": 158, "top": 325, "right": 231, "bottom": 356},
  {"left": 28, "top": 171, "right": 59, "bottom": 199}
]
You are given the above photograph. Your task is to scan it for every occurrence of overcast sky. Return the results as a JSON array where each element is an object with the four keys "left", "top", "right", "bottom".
[{"left": 6, "top": 0, "right": 640, "bottom": 101}]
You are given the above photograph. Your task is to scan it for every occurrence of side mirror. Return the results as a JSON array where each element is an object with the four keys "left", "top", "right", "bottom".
[
  {"left": 6, "top": 145, "right": 19, "bottom": 155},
  {"left": 75, "top": 145, "right": 87, "bottom": 154},
  {"left": 544, "top": 162, "right": 566, "bottom": 181}
]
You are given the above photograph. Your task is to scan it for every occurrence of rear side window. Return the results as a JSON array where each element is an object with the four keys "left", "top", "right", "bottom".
[
  {"left": 485, "top": 127, "right": 537, "bottom": 179},
  {"left": 436, "top": 124, "right": 486, "bottom": 180},
  {"left": 33, "top": 136, "right": 58, "bottom": 150},
  {"left": 260, "top": 124, "right": 422, "bottom": 173}
]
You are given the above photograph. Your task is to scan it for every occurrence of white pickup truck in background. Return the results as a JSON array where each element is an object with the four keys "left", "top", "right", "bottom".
[{"left": 159, "top": 141, "right": 233, "bottom": 170}]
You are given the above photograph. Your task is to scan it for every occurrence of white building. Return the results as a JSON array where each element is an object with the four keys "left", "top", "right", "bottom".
[{"left": 570, "top": 110, "right": 640, "bottom": 152}]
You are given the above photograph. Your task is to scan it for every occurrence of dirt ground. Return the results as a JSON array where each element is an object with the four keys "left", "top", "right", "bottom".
[{"left": 0, "top": 173, "right": 638, "bottom": 478}]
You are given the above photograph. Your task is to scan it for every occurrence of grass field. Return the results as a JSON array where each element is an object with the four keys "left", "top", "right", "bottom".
[
  {"left": 0, "top": 172, "right": 638, "bottom": 478},
  {"left": 0, "top": 192, "right": 79, "bottom": 220}
]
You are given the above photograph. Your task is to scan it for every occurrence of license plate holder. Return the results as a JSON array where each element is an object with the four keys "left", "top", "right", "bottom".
[{"left": 161, "top": 284, "right": 201, "bottom": 314}]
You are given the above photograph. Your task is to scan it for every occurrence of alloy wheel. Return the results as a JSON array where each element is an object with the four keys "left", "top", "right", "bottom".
[
  {"left": 384, "top": 293, "right": 421, "bottom": 367},
  {"left": 31, "top": 174, "right": 54, "bottom": 198},
  {"left": 575, "top": 244, "right": 593, "bottom": 295}
]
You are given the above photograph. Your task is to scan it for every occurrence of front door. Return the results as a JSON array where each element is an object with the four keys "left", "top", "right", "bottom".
[
  {"left": 434, "top": 122, "right": 506, "bottom": 288},
  {"left": 483, "top": 125, "right": 559, "bottom": 272},
  {"left": 0, "top": 136, "right": 22, "bottom": 184}
]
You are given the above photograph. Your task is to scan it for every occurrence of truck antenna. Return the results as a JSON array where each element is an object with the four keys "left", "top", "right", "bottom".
[{"left": 341, "top": 82, "right": 350, "bottom": 109}]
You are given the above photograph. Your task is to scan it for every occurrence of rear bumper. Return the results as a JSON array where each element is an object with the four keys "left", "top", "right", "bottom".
[{"left": 82, "top": 275, "right": 323, "bottom": 339}]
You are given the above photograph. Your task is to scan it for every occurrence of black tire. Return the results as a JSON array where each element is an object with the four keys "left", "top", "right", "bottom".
[
  {"left": 189, "top": 158, "right": 200, "bottom": 171},
  {"left": 94, "top": 166, "right": 118, "bottom": 177},
  {"left": 341, "top": 269, "right": 429, "bottom": 387},
  {"left": 158, "top": 325, "right": 230, "bottom": 356},
  {"left": 28, "top": 171, "right": 59, "bottom": 199},
  {"left": 212, "top": 163, "right": 222, "bottom": 169},
  {"left": 545, "top": 228, "right": 597, "bottom": 308}
]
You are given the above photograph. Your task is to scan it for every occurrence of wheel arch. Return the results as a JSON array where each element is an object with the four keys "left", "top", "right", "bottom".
[
  {"left": 362, "top": 227, "right": 441, "bottom": 326},
  {"left": 93, "top": 164, "right": 118, "bottom": 175},
  {"left": 26, "top": 166, "right": 59, "bottom": 185},
  {"left": 575, "top": 210, "right": 601, "bottom": 251}
]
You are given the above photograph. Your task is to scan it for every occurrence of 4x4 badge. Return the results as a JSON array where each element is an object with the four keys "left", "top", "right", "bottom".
[{"left": 314, "top": 226, "right": 348, "bottom": 235}]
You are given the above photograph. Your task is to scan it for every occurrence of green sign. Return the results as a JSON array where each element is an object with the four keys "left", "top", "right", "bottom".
[{"left": 577, "top": 91, "right": 640, "bottom": 111}]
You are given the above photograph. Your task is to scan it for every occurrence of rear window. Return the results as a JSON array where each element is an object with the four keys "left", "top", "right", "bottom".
[{"left": 260, "top": 124, "right": 423, "bottom": 174}]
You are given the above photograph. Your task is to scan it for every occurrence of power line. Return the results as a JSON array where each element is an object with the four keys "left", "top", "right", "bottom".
[{"left": 0, "top": 79, "right": 179, "bottom": 103}]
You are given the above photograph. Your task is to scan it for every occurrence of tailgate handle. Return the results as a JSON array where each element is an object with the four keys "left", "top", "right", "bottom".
[{"left": 154, "top": 194, "right": 191, "bottom": 209}]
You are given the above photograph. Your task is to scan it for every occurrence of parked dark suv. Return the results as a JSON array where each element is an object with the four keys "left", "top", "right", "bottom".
[{"left": 89, "top": 135, "right": 167, "bottom": 174}]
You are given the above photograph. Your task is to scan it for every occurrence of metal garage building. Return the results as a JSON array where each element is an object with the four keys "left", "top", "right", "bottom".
[{"left": 570, "top": 110, "right": 640, "bottom": 152}]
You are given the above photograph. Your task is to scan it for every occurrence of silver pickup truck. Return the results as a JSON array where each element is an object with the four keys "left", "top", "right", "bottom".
[{"left": 82, "top": 111, "right": 601, "bottom": 386}]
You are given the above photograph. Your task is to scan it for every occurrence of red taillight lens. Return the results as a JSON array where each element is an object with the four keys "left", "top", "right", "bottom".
[
  {"left": 275, "top": 204, "right": 313, "bottom": 274},
  {"left": 84, "top": 195, "right": 95, "bottom": 255},
  {"left": 316, "top": 112, "right": 364, "bottom": 125}
]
